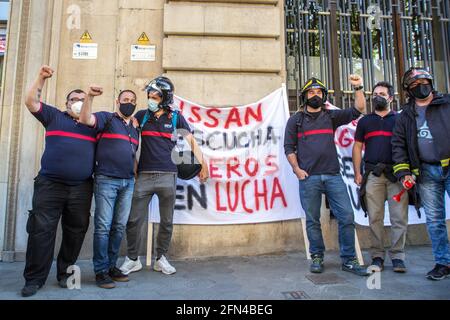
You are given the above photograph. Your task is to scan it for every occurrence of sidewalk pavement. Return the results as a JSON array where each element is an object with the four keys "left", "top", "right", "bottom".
[{"left": 0, "top": 245, "right": 449, "bottom": 300}]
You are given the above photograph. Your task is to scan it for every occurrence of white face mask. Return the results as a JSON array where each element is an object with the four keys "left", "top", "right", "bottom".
[{"left": 70, "top": 101, "right": 83, "bottom": 115}]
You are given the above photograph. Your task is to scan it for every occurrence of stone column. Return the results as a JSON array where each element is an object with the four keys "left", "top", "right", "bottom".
[{"left": 0, "top": 0, "right": 61, "bottom": 262}]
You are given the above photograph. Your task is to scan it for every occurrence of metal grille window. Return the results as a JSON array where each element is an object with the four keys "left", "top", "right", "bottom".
[{"left": 285, "top": 0, "right": 450, "bottom": 113}]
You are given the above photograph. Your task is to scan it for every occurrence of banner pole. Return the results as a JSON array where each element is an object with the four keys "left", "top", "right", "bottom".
[
  {"left": 355, "top": 229, "right": 364, "bottom": 265},
  {"left": 146, "top": 222, "right": 153, "bottom": 267},
  {"left": 301, "top": 218, "right": 311, "bottom": 260}
]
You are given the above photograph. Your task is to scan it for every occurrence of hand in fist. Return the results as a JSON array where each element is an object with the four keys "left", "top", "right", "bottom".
[
  {"left": 39, "top": 65, "right": 54, "bottom": 80},
  {"left": 349, "top": 74, "right": 363, "bottom": 87},
  {"left": 88, "top": 85, "right": 103, "bottom": 97}
]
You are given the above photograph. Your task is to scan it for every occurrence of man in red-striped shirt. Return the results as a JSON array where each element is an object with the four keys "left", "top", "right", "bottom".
[
  {"left": 353, "top": 82, "right": 408, "bottom": 274},
  {"left": 284, "top": 76, "right": 367, "bottom": 276},
  {"left": 79, "top": 85, "right": 140, "bottom": 289},
  {"left": 22, "top": 66, "right": 97, "bottom": 297}
]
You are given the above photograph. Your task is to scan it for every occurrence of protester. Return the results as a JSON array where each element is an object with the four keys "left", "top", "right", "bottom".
[
  {"left": 22, "top": 65, "right": 96, "bottom": 297},
  {"left": 79, "top": 86, "right": 139, "bottom": 288},
  {"left": 392, "top": 67, "right": 450, "bottom": 280},
  {"left": 120, "top": 76, "right": 209, "bottom": 276},
  {"left": 353, "top": 81, "right": 408, "bottom": 273},
  {"left": 284, "top": 75, "right": 369, "bottom": 276}
]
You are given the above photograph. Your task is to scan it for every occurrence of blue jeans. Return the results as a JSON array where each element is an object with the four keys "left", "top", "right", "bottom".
[
  {"left": 299, "top": 174, "right": 356, "bottom": 262},
  {"left": 418, "top": 164, "right": 450, "bottom": 266},
  {"left": 93, "top": 175, "right": 135, "bottom": 274}
]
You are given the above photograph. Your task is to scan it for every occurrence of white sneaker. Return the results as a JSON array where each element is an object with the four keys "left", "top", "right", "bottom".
[
  {"left": 119, "top": 256, "right": 143, "bottom": 275},
  {"left": 153, "top": 255, "right": 176, "bottom": 275}
]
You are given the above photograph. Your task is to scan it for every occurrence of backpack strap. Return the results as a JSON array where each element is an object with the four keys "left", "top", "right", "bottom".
[
  {"left": 140, "top": 110, "right": 151, "bottom": 131},
  {"left": 171, "top": 110, "right": 178, "bottom": 142}
]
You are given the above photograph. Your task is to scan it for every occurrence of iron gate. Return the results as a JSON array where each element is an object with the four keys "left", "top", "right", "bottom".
[{"left": 285, "top": 0, "right": 450, "bottom": 112}]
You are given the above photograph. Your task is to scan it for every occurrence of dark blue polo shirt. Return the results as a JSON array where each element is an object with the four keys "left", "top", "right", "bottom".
[
  {"left": 135, "top": 109, "right": 193, "bottom": 173},
  {"left": 93, "top": 112, "right": 139, "bottom": 179},
  {"left": 355, "top": 111, "right": 397, "bottom": 165},
  {"left": 284, "top": 107, "right": 361, "bottom": 175},
  {"left": 31, "top": 102, "right": 97, "bottom": 185}
]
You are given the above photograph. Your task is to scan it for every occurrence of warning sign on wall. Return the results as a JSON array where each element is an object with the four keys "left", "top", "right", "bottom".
[
  {"left": 79, "top": 31, "right": 93, "bottom": 43},
  {"left": 137, "top": 32, "right": 150, "bottom": 45}
]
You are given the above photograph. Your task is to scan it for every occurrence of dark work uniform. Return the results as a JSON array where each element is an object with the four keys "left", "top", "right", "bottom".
[
  {"left": 355, "top": 111, "right": 398, "bottom": 167},
  {"left": 284, "top": 107, "right": 361, "bottom": 175},
  {"left": 284, "top": 106, "right": 362, "bottom": 261},
  {"left": 93, "top": 112, "right": 139, "bottom": 179},
  {"left": 24, "top": 102, "right": 96, "bottom": 287}
]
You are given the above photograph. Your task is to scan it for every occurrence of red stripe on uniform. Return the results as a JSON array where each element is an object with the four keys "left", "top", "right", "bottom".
[
  {"left": 298, "top": 129, "right": 333, "bottom": 138},
  {"left": 364, "top": 131, "right": 393, "bottom": 140},
  {"left": 97, "top": 133, "right": 139, "bottom": 145},
  {"left": 46, "top": 131, "right": 96, "bottom": 142},
  {"left": 141, "top": 131, "right": 173, "bottom": 139}
]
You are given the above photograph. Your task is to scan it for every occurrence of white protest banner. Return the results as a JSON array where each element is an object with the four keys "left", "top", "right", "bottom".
[
  {"left": 149, "top": 86, "right": 304, "bottom": 225},
  {"left": 149, "top": 87, "right": 450, "bottom": 226}
]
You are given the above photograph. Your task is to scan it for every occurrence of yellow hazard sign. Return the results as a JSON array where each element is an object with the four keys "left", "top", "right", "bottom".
[
  {"left": 137, "top": 32, "right": 150, "bottom": 45},
  {"left": 80, "top": 31, "right": 93, "bottom": 43}
]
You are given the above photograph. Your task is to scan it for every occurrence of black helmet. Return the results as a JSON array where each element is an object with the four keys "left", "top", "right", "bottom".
[
  {"left": 402, "top": 67, "right": 434, "bottom": 90},
  {"left": 146, "top": 76, "right": 174, "bottom": 107},
  {"left": 301, "top": 77, "right": 328, "bottom": 105}
]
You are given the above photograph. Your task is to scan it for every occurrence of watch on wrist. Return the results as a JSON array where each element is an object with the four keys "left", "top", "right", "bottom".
[{"left": 354, "top": 85, "right": 364, "bottom": 91}]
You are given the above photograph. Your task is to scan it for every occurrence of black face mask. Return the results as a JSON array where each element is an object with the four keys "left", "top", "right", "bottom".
[
  {"left": 306, "top": 96, "right": 324, "bottom": 109},
  {"left": 373, "top": 96, "right": 389, "bottom": 111},
  {"left": 119, "top": 103, "right": 136, "bottom": 118},
  {"left": 409, "top": 84, "right": 433, "bottom": 100}
]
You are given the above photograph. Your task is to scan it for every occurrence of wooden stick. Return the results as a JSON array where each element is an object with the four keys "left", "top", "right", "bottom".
[
  {"left": 355, "top": 229, "right": 364, "bottom": 265},
  {"left": 301, "top": 218, "right": 311, "bottom": 260},
  {"left": 146, "top": 222, "right": 153, "bottom": 267}
]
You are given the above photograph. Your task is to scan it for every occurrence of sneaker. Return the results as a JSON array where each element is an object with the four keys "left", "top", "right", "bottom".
[
  {"left": 392, "top": 259, "right": 407, "bottom": 273},
  {"left": 342, "top": 258, "right": 370, "bottom": 276},
  {"left": 119, "top": 256, "right": 143, "bottom": 275},
  {"left": 109, "top": 267, "right": 129, "bottom": 282},
  {"left": 370, "top": 257, "right": 384, "bottom": 272},
  {"left": 426, "top": 264, "right": 450, "bottom": 281},
  {"left": 95, "top": 272, "right": 115, "bottom": 289},
  {"left": 310, "top": 254, "right": 324, "bottom": 273},
  {"left": 153, "top": 255, "right": 176, "bottom": 275},
  {"left": 21, "top": 284, "right": 42, "bottom": 298}
]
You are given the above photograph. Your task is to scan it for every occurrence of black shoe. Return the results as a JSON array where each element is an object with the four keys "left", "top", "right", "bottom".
[
  {"left": 95, "top": 272, "right": 116, "bottom": 289},
  {"left": 21, "top": 284, "right": 42, "bottom": 297},
  {"left": 392, "top": 259, "right": 407, "bottom": 273},
  {"left": 58, "top": 274, "right": 70, "bottom": 288},
  {"left": 370, "top": 257, "right": 384, "bottom": 272},
  {"left": 426, "top": 264, "right": 450, "bottom": 281},
  {"left": 109, "top": 267, "right": 129, "bottom": 282},
  {"left": 310, "top": 254, "right": 324, "bottom": 273},
  {"left": 342, "top": 258, "right": 370, "bottom": 276}
]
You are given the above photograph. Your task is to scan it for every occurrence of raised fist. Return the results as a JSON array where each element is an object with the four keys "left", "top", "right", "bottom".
[
  {"left": 88, "top": 85, "right": 103, "bottom": 97},
  {"left": 39, "top": 65, "right": 54, "bottom": 80},
  {"left": 349, "top": 74, "right": 363, "bottom": 87}
]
